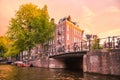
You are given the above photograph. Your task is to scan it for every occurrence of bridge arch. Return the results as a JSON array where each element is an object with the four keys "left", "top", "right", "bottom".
[{"left": 49, "top": 51, "right": 87, "bottom": 70}]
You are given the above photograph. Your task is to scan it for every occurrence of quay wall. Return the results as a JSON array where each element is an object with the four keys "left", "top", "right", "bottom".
[
  {"left": 30, "top": 55, "right": 65, "bottom": 68},
  {"left": 83, "top": 49, "right": 120, "bottom": 76}
]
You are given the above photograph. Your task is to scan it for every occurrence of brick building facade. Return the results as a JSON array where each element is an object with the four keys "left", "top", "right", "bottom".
[{"left": 48, "top": 16, "right": 84, "bottom": 56}]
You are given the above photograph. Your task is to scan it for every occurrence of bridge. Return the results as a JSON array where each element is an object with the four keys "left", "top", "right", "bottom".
[
  {"left": 46, "top": 35, "right": 120, "bottom": 70},
  {"left": 48, "top": 51, "right": 87, "bottom": 70},
  {"left": 48, "top": 35, "right": 120, "bottom": 58},
  {"left": 49, "top": 51, "right": 87, "bottom": 59}
]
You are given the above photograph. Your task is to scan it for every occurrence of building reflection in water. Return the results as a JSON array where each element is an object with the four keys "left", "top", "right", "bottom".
[{"left": 84, "top": 73, "right": 120, "bottom": 80}]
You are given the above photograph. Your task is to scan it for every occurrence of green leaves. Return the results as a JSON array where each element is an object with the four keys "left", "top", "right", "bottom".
[
  {"left": 7, "top": 3, "right": 55, "bottom": 57},
  {"left": 4, "top": 45, "right": 19, "bottom": 57}
]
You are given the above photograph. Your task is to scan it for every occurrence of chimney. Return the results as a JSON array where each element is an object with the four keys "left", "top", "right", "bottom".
[{"left": 67, "top": 15, "right": 71, "bottom": 21}]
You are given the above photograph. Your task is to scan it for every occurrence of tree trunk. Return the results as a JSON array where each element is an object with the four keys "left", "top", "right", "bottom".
[
  {"left": 20, "top": 51, "right": 23, "bottom": 61},
  {"left": 28, "top": 47, "right": 31, "bottom": 60}
]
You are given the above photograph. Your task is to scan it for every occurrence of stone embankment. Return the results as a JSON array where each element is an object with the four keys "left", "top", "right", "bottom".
[
  {"left": 30, "top": 55, "right": 65, "bottom": 68},
  {"left": 83, "top": 49, "right": 120, "bottom": 76}
]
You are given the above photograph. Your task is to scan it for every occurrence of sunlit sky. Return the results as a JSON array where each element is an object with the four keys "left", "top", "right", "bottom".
[{"left": 0, "top": 0, "right": 120, "bottom": 38}]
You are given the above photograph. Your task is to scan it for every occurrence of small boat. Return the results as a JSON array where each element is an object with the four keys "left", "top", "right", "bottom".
[
  {"left": 13, "top": 61, "right": 32, "bottom": 67},
  {"left": 23, "top": 63, "right": 31, "bottom": 67}
]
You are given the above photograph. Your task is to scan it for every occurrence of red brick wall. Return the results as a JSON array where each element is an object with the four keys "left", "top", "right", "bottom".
[
  {"left": 83, "top": 49, "right": 120, "bottom": 76},
  {"left": 53, "top": 20, "right": 84, "bottom": 53}
]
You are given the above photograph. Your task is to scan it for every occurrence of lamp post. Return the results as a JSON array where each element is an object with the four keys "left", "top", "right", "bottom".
[
  {"left": 108, "top": 36, "right": 110, "bottom": 49},
  {"left": 112, "top": 36, "right": 115, "bottom": 49},
  {"left": 86, "top": 34, "right": 92, "bottom": 51}
]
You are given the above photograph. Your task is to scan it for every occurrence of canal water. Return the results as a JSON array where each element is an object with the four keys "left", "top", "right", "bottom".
[{"left": 0, "top": 65, "right": 120, "bottom": 80}]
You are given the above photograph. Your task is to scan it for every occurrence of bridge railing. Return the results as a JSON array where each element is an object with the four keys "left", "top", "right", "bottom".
[
  {"left": 48, "top": 41, "right": 89, "bottom": 56},
  {"left": 98, "top": 35, "right": 120, "bottom": 50},
  {"left": 48, "top": 35, "right": 120, "bottom": 56}
]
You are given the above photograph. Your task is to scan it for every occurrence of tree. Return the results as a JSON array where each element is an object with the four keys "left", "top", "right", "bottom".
[
  {"left": 0, "top": 37, "right": 6, "bottom": 57},
  {"left": 91, "top": 39, "right": 99, "bottom": 50},
  {"left": 7, "top": 3, "right": 55, "bottom": 57},
  {"left": 91, "top": 35, "right": 102, "bottom": 50},
  {"left": 0, "top": 36, "right": 11, "bottom": 57}
]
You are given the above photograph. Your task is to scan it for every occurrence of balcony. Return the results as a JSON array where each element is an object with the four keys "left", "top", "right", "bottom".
[{"left": 58, "top": 30, "right": 62, "bottom": 35}]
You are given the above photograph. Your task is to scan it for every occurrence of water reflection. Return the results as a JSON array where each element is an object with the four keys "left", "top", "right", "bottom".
[
  {"left": 48, "top": 69, "right": 83, "bottom": 80},
  {"left": 84, "top": 73, "right": 120, "bottom": 80},
  {"left": 0, "top": 65, "right": 120, "bottom": 80}
]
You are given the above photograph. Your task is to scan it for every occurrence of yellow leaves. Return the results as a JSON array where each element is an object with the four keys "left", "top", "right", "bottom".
[
  {"left": 0, "top": 36, "right": 13, "bottom": 57},
  {"left": 4, "top": 45, "right": 20, "bottom": 57},
  {"left": 17, "top": 3, "right": 41, "bottom": 21},
  {"left": 0, "top": 36, "right": 11, "bottom": 48}
]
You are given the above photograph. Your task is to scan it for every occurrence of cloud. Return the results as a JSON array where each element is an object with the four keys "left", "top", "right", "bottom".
[
  {"left": 105, "top": 6, "right": 120, "bottom": 13},
  {"left": 79, "top": 6, "right": 96, "bottom": 28},
  {"left": 98, "top": 29, "right": 120, "bottom": 38},
  {"left": 89, "top": 5, "right": 120, "bottom": 35},
  {"left": 81, "top": 6, "right": 95, "bottom": 18}
]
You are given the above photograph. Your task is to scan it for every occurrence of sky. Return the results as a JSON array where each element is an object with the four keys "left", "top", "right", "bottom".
[{"left": 0, "top": 0, "right": 120, "bottom": 38}]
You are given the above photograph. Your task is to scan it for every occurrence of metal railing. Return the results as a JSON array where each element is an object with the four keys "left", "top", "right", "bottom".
[
  {"left": 98, "top": 35, "right": 120, "bottom": 49},
  {"left": 49, "top": 41, "right": 89, "bottom": 56}
]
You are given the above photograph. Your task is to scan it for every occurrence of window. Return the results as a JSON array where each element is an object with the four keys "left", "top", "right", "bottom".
[
  {"left": 67, "top": 25, "right": 69, "bottom": 31},
  {"left": 61, "top": 26, "right": 64, "bottom": 31},
  {"left": 74, "top": 37, "right": 75, "bottom": 42},
  {"left": 67, "top": 34, "right": 69, "bottom": 40},
  {"left": 62, "top": 36, "right": 64, "bottom": 39}
]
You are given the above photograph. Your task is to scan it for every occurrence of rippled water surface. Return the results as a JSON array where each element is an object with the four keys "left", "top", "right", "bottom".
[{"left": 0, "top": 65, "right": 120, "bottom": 80}]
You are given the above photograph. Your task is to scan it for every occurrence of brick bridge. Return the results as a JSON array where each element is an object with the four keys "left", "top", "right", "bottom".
[
  {"left": 48, "top": 51, "right": 87, "bottom": 70},
  {"left": 47, "top": 35, "right": 120, "bottom": 70}
]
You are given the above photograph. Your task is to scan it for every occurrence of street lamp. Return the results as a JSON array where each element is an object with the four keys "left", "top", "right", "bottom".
[{"left": 86, "top": 34, "right": 92, "bottom": 51}]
